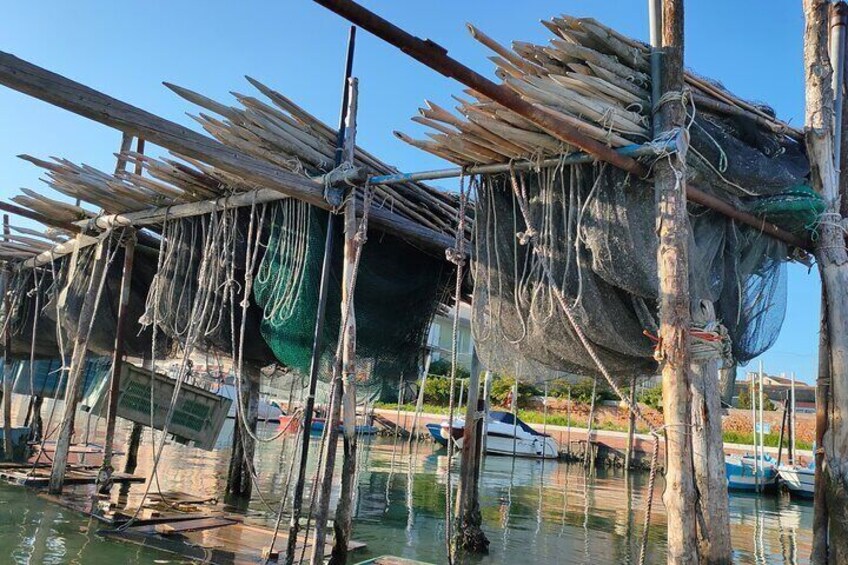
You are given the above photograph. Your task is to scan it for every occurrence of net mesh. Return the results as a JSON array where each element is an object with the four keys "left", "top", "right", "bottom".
[{"left": 471, "top": 111, "right": 814, "bottom": 381}]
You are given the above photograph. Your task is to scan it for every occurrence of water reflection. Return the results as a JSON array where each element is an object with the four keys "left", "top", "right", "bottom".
[{"left": 0, "top": 409, "right": 815, "bottom": 564}]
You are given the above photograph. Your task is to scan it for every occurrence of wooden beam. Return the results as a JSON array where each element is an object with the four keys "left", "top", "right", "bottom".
[{"left": 0, "top": 51, "right": 453, "bottom": 255}]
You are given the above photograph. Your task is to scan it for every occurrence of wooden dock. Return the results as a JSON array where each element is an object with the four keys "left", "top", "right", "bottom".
[{"left": 355, "top": 557, "right": 434, "bottom": 565}]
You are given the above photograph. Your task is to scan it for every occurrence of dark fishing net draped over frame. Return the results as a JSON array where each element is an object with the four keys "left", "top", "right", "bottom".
[
  {"left": 253, "top": 199, "right": 452, "bottom": 399},
  {"left": 471, "top": 111, "right": 808, "bottom": 381}
]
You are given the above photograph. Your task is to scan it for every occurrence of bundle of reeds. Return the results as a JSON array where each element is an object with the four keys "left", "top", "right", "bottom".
[
  {"left": 166, "top": 77, "right": 470, "bottom": 238},
  {"left": 0, "top": 225, "right": 68, "bottom": 260},
  {"left": 397, "top": 16, "right": 802, "bottom": 165}
]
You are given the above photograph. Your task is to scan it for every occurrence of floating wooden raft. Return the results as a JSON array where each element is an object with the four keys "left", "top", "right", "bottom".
[
  {"left": 398, "top": 16, "right": 802, "bottom": 166},
  {"left": 0, "top": 464, "right": 144, "bottom": 487}
]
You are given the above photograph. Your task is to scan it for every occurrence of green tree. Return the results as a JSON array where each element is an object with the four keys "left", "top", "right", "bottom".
[{"left": 737, "top": 383, "right": 775, "bottom": 411}]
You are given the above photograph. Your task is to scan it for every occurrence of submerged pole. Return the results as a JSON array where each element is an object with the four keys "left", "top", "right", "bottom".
[
  {"left": 454, "top": 347, "right": 489, "bottom": 554},
  {"left": 99, "top": 231, "right": 136, "bottom": 492},
  {"left": 653, "top": 0, "right": 699, "bottom": 561},
  {"left": 285, "top": 26, "right": 357, "bottom": 565}
]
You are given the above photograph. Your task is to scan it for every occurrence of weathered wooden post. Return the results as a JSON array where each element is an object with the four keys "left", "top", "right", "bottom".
[
  {"left": 807, "top": 1, "right": 848, "bottom": 562},
  {"left": 331, "top": 75, "right": 365, "bottom": 565},
  {"left": 99, "top": 230, "right": 135, "bottom": 492},
  {"left": 408, "top": 348, "right": 432, "bottom": 443},
  {"left": 48, "top": 238, "right": 109, "bottom": 494},
  {"left": 624, "top": 375, "right": 637, "bottom": 471},
  {"left": 226, "top": 364, "right": 260, "bottom": 498},
  {"left": 312, "top": 73, "right": 360, "bottom": 565},
  {"left": 653, "top": 0, "right": 699, "bottom": 561},
  {"left": 689, "top": 301, "right": 732, "bottom": 563},
  {"left": 2, "top": 214, "right": 13, "bottom": 461},
  {"left": 453, "top": 347, "right": 489, "bottom": 554},
  {"left": 718, "top": 362, "right": 737, "bottom": 406}
]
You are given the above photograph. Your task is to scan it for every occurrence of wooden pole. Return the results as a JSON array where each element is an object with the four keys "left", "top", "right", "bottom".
[
  {"left": 99, "top": 231, "right": 136, "bottom": 491},
  {"left": 718, "top": 362, "right": 737, "bottom": 407},
  {"left": 480, "top": 370, "right": 492, "bottom": 458},
  {"left": 2, "top": 214, "right": 13, "bottom": 461},
  {"left": 226, "top": 364, "right": 260, "bottom": 498},
  {"left": 408, "top": 349, "right": 432, "bottom": 443},
  {"left": 286, "top": 27, "right": 357, "bottom": 565},
  {"left": 453, "top": 347, "right": 488, "bottom": 554},
  {"left": 790, "top": 372, "right": 796, "bottom": 465},
  {"left": 654, "top": 0, "right": 699, "bottom": 561},
  {"left": 689, "top": 303, "right": 732, "bottom": 563},
  {"left": 310, "top": 58, "right": 360, "bottom": 565},
  {"left": 328, "top": 73, "right": 364, "bottom": 564},
  {"left": 48, "top": 239, "right": 109, "bottom": 494},
  {"left": 806, "top": 2, "right": 848, "bottom": 561},
  {"left": 625, "top": 375, "right": 637, "bottom": 471}
]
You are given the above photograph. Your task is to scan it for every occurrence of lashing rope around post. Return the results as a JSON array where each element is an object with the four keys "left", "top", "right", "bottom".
[{"left": 508, "top": 167, "right": 660, "bottom": 565}]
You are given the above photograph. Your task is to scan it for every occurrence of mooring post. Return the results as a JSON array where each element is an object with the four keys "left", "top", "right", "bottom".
[
  {"left": 331, "top": 75, "right": 365, "bottom": 565},
  {"left": 689, "top": 302, "right": 732, "bottom": 562},
  {"left": 99, "top": 230, "right": 136, "bottom": 492},
  {"left": 454, "top": 347, "right": 489, "bottom": 554},
  {"left": 653, "top": 0, "right": 699, "bottom": 561},
  {"left": 48, "top": 239, "right": 109, "bottom": 494},
  {"left": 313, "top": 72, "right": 361, "bottom": 565},
  {"left": 226, "top": 364, "right": 260, "bottom": 498},
  {"left": 285, "top": 25, "right": 357, "bottom": 565},
  {"left": 625, "top": 375, "right": 637, "bottom": 472},
  {"left": 409, "top": 348, "right": 432, "bottom": 443},
  {"left": 2, "top": 214, "right": 13, "bottom": 461}
]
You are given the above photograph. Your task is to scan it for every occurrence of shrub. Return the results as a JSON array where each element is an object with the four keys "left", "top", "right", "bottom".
[
  {"left": 637, "top": 384, "right": 663, "bottom": 412},
  {"left": 428, "top": 358, "right": 470, "bottom": 381},
  {"left": 490, "top": 376, "right": 541, "bottom": 408},
  {"left": 737, "top": 384, "right": 775, "bottom": 411}
]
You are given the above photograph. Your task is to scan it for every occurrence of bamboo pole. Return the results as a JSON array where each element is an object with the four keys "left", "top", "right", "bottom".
[
  {"left": 288, "top": 26, "right": 357, "bottom": 565},
  {"left": 453, "top": 347, "right": 488, "bottom": 554},
  {"left": 654, "top": 0, "right": 699, "bottom": 561},
  {"left": 99, "top": 230, "right": 136, "bottom": 492}
]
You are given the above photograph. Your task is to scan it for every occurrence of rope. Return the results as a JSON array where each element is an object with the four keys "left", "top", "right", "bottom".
[
  {"left": 444, "top": 173, "right": 470, "bottom": 565},
  {"left": 508, "top": 167, "right": 660, "bottom": 565}
]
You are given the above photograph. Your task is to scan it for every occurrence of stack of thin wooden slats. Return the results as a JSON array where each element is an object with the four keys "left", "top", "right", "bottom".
[
  {"left": 397, "top": 16, "right": 802, "bottom": 165},
  {"left": 167, "top": 77, "right": 468, "bottom": 237}
]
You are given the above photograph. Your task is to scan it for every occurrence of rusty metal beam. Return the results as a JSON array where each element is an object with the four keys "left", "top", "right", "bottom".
[{"left": 312, "top": 0, "right": 810, "bottom": 251}]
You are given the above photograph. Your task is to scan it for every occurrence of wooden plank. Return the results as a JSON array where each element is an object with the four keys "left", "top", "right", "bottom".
[{"left": 154, "top": 517, "right": 237, "bottom": 535}]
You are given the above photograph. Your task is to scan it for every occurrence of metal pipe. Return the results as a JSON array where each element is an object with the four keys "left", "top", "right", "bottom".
[
  {"left": 313, "top": 0, "right": 810, "bottom": 252},
  {"left": 367, "top": 141, "right": 674, "bottom": 185},
  {"left": 831, "top": 2, "right": 848, "bottom": 171},
  {"left": 648, "top": 0, "right": 662, "bottom": 136},
  {"left": 285, "top": 25, "right": 357, "bottom": 565}
]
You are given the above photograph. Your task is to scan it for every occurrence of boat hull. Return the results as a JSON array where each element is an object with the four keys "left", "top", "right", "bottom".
[
  {"left": 440, "top": 414, "right": 559, "bottom": 459},
  {"left": 778, "top": 466, "right": 815, "bottom": 498},
  {"left": 725, "top": 456, "right": 778, "bottom": 491}
]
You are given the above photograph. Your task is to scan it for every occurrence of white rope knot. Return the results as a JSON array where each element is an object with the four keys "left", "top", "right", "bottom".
[
  {"left": 652, "top": 87, "right": 691, "bottom": 115},
  {"left": 690, "top": 300, "right": 731, "bottom": 363},
  {"left": 516, "top": 228, "right": 538, "bottom": 246}
]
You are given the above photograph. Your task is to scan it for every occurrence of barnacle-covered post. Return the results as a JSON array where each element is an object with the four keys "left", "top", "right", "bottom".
[{"left": 652, "top": 0, "right": 699, "bottom": 562}]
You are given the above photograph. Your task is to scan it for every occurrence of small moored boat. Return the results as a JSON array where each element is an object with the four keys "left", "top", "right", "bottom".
[
  {"left": 440, "top": 411, "right": 559, "bottom": 459},
  {"left": 778, "top": 462, "right": 815, "bottom": 498},
  {"left": 725, "top": 453, "right": 778, "bottom": 491}
]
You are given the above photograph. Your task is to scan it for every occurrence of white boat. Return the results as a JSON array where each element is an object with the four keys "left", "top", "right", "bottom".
[
  {"left": 440, "top": 411, "right": 559, "bottom": 459},
  {"left": 725, "top": 453, "right": 778, "bottom": 491},
  {"left": 778, "top": 462, "right": 815, "bottom": 498},
  {"left": 213, "top": 383, "right": 284, "bottom": 422}
]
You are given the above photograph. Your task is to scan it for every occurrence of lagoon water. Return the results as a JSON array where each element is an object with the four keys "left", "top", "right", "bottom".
[{"left": 0, "top": 415, "right": 812, "bottom": 564}]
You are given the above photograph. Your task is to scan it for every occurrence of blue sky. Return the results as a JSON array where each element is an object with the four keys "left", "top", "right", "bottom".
[{"left": 0, "top": 1, "right": 817, "bottom": 383}]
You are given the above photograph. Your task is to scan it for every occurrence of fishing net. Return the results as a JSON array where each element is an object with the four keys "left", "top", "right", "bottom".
[
  {"left": 471, "top": 111, "right": 813, "bottom": 381},
  {"left": 253, "top": 199, "right": 452, "bottom": 400}
]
